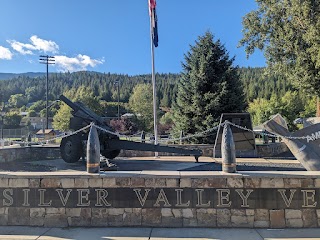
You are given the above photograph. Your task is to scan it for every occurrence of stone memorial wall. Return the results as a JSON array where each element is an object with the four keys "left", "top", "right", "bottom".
[{"left": 0, "top": 171, "right": 319, "bottom": 228}]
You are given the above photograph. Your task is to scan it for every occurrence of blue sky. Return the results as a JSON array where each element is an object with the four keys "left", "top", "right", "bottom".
[{"left": 0, "top": 0, "right": 265, "bottom": 75}]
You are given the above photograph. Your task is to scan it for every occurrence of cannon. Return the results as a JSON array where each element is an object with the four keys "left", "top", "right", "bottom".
[{"left": 59, "top": 95, "right": 202, "bottom": 163}]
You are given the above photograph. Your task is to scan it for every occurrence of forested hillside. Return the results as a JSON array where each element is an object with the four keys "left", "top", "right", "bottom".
[
  {"left": 238, "top": 67, "right": 293, "bottom": 102},
  {"left": 0, "top": 68, "right": 290, "bottom": 108},
  {"left": 0, "top": 72, "right": 46, "bottom": 81},
  {"left": 0, "top": 71, "right": 178, "bottom": 108}
]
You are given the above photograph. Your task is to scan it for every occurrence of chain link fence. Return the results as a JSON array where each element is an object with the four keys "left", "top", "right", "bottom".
[{"left": 0, "top": 128, "right": 29, "bottom": 139}]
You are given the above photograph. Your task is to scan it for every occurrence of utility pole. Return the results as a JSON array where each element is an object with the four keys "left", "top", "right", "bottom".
[
  {"left": 39, "top": 55, "right": 55, "bottom": 129},
  {"left": 114, "top": 80, "right": 120, "bottom": 120}
]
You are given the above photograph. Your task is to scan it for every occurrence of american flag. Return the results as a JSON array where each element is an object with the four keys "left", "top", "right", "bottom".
[{"left": 148, "top": 0, "right": 158, "bottom": 47}]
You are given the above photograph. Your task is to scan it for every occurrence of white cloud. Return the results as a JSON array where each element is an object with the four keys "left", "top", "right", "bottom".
[
  {"left": 7, "top": 40, "right": 35, "bottom": 55},
  {"left": 30, "top": 35, "right": 59, "bottom": 53},
  {"left": 55, "top": 54, "right": 104, "bottom": 72},
  {"left": 7, "top": 35, "right": 59, "bottom": 55},
  {"left": 0, "top": 46, "right": 13, "bottom": 60},
  {"left": 5, "top": 35, "right": 103, "bottom": 71}
]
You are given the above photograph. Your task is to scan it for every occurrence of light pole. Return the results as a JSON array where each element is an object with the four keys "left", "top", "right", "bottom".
[
  {"left": 39, "top": 55, "right": 55, "bottom": 129},
  {"left": 114, "top": 80, "right": 120, "bottom": 120}
]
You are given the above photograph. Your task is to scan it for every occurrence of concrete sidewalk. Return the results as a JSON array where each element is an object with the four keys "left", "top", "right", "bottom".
[{"left": 0, "top": 227, "right": 319, "bottom": 240}]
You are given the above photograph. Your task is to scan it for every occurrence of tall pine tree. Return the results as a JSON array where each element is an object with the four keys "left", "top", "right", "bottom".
[{"left": 173, "top": 31, "right": 246, "bottom": 143}]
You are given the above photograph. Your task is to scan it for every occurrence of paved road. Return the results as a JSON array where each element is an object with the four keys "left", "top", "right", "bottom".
[{"left": 0, "top": 227, "right": 319, "bottom": 240}]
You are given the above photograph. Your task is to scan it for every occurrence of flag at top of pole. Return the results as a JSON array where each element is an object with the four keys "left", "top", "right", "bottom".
[{"left": 148, "top": 0, "right": 158, "bottom": 47}]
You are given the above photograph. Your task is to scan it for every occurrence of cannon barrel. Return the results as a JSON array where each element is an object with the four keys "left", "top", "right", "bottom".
[
  {"left": 59, "top": 95, "right": 80, "bottom": 112},
  {"left": 59, "top": 95, "right": 109, "bottom": 129}
]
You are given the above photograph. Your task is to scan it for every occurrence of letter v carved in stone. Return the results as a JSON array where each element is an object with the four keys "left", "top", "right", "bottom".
[
  {"left": 133, "top": 189, "right": 151, "bottom": 207},
  {"left": 56, "top": 189, "right": 72, "bottom": 206},
  {"left": 278, "top": 189, "right": 296, "bottom": 207}
]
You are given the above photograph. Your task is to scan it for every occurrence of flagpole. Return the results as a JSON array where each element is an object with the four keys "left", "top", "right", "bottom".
[{"left": 149, "top": 8, "right": 158, "bottom": 158}]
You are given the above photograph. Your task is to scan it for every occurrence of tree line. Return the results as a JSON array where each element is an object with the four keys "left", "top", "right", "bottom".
[
  {"left": 0, "top": 67, "right": 292, "bottom": 110},
  {"left": 0, "top": 72, "right": 178, "bottom": 109}
]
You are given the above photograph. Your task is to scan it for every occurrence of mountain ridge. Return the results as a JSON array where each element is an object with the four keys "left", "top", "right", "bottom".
[{"left": 0, "top": 72, "right": 46, "bottom": 80}]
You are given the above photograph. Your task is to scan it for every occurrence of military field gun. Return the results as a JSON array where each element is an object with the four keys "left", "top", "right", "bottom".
[{"left": 59, "top": 95, "right": 202, "bottom": 163}]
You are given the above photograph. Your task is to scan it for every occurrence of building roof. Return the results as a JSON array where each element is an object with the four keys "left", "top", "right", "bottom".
[{"left": 36, "top": 129, "right": 55, "bottom": 134}]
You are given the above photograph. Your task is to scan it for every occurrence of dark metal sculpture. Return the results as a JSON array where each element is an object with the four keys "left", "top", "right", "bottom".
[
  {"left": 263, "top": 114, "right": 320, "bottom": 171},
  {"left": 59, "top": 95, "right": 202, "bottom": 163}
]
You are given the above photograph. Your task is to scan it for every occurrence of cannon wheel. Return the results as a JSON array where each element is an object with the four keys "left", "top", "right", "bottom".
[
  {"left": 101, "top": 150, "right": 120, "bottom": 159},
  {"left": 60, "top": 135, "right": 83, "bottom": 163}
]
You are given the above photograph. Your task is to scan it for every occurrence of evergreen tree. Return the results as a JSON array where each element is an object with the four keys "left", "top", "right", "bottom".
[{"left": 173, "top": 31, "right": 246, "bottom": 143}]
